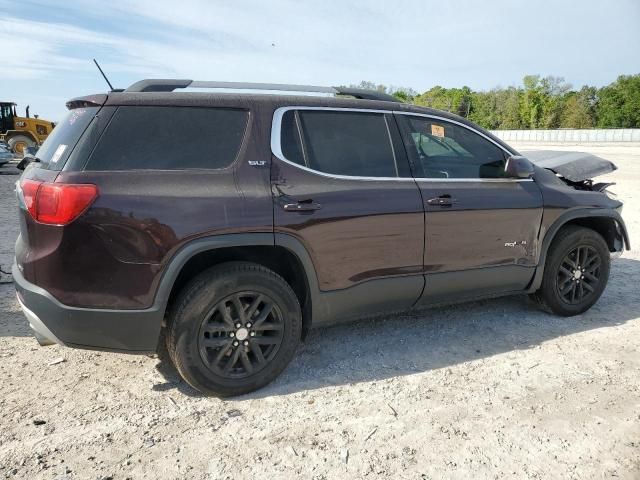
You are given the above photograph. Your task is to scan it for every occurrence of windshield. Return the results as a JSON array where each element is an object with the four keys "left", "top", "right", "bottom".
[{"left": 34, "top": 107, "right": 99, "bottom": 170}]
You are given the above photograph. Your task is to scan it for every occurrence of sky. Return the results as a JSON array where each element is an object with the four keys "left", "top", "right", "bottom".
[{"left": 1, "top": 0, "right": 639, "bottom": 121}]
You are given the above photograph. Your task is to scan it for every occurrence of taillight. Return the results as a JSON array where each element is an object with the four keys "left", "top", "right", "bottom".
[
  {"left": 21, "top": 179, "right": 40, "bottom": 218},
  {"left": 20, "top": 179, "right": 98, "bottom": 225}
]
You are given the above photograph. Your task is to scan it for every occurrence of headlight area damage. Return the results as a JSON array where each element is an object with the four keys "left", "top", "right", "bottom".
[{"left": 524, "top": 150, "right": 617, "bottom": 192}]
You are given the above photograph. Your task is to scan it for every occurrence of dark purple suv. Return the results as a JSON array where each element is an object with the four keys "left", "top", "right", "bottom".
[{"left": 13, "top": 80, "right": 629, "bottom": 396}]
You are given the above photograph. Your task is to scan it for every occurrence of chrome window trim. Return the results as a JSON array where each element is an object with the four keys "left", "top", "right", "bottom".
[
  {"left": 271, "top": 106, "right": 407, "bottom": 182},
  {"left": 271, "top": 106, "right": 533, "bottom": 183}
]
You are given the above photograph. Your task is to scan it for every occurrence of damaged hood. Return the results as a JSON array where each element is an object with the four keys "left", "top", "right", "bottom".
[{"left": 522, "top": 150, "right": 617, "bottom": 182}]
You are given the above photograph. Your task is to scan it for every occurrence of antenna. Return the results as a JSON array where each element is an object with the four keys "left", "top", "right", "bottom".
[{"left": 93, "top": 59, "right": 115, "bottom": 91}]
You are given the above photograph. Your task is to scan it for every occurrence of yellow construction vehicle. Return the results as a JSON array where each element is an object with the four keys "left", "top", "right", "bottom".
[{"left": 0, "top": 102, "right": 56, "bottom": 157}]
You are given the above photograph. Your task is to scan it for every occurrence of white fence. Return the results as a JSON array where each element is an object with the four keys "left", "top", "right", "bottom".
[{"left": 490, "top": 129, "right": 640, "bottom": 143}]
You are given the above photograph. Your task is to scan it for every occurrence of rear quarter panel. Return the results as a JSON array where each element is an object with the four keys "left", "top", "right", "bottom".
[{"left": 19, "top": 106, "right": 274, "bottom": 309}]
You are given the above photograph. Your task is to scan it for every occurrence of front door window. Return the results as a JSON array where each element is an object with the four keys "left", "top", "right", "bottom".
[{"left": 403, "top": 116, "right": 507, "bottom": 179}]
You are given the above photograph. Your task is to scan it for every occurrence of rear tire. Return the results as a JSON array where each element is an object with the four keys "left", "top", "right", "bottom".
[
  {"left": 531, "top": 226, "right": 610, "bottom": 316},
  {"left": 8, "top": 135, "right": 35, "bottom": 158},
  {"left": 166, "top": 262, "right": 302, "bottom": 396}
]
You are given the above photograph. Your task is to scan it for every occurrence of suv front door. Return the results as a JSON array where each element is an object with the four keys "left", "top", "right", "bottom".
[
  {"left": 396, "top": 113, "right": 544, "bottom": 305},
  {"left": 271, "top": 107, "right": 424, "bottom": 324}
]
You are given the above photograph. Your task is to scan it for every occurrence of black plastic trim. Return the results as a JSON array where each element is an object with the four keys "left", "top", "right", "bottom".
[
  {"left": 153, "top": 233, "right": 275, "bottom": 307},
  {"left": 419, "top": 265, "right": 536, "bottom": 306},
  {"left": 13, "top": 262, "right": 163, "bottom": 352},
  {"left": 21, "top": 217, "right": 622, "bottom": 353},
  {"left": 13, "top": 233, "right": 278, "bottom": 353},
  {"left": 527, "top": 208, "right": 630, "bottom": 293}
]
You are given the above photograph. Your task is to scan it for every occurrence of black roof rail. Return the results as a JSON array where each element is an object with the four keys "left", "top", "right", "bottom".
[
  {"left": 333, "top": 87, "right": 398, "bottom": 102},
  {"left": 123, "top": 79, "right": 400, "bottom": 102},
  {"left": 125, "top": 79, "right": 193, "bottom": 92}
]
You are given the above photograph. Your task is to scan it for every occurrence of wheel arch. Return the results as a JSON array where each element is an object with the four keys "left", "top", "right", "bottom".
[
  {"left": 156, "top": 233, "right": 319, "bottom": 341},
  {"left": 528, "top": 208, "right": 629, "bottom": 292},
  {"left": 5, "top": 130, "right": 37, "bottom": 156},
  {"left": 4, "top": 130, "right": 38, "bottom": 143}
]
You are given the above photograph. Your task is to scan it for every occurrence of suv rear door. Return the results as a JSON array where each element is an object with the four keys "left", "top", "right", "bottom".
[
  {"left": 395, "top": 113, "right": 544, "bottom": 305},
  {"left": 271, "top": 107, "right": 424, "bottom": 324}
]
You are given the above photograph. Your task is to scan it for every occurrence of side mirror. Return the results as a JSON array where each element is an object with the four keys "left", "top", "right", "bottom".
[{"left": 505, "top": 155, "right": 535, "bottom": 179}]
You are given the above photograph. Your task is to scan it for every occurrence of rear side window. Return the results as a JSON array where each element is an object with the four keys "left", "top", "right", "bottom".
[
  {"left": 86, "top": 107, "right": 248, "bottom": 170},
  {"left": 280, "top": 110, "right": 399, "bottom": 178},
  {"left": 34, "top": 107, "right": 98, "bottom": 170}
]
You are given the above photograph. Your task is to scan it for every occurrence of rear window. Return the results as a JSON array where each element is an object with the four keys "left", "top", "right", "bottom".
[
  {"left": 85, "top": 106, "right": 248, "bottom": 171},
  {"left": 34, "top": 107, "right": 98, "bottom": 170}
]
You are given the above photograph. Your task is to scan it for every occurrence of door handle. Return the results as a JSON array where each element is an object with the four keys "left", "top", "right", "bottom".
[
  {"left": 282, "top": 200, "right": 322, "bottom": 212},
  {"left": 426, "top": 195, "right": 456, "bottom": 207}
]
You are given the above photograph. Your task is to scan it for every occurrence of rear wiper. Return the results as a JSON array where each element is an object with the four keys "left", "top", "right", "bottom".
[{"left": 17, "top": 155, "right": 40, "bottom": 171}]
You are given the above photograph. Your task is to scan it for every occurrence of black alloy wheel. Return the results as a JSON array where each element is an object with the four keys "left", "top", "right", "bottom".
[
  {"left": 532, "top": 225, "right": 611, "bottom": 317},
  {"left": 198, "top": 292, "right": 285, "bottom": 379},
  {"left": 166, "top": 262, "right": 302, "bottom": 396},
  {"left": 556, "top": 245, "right": 602, "bottom": 304}
]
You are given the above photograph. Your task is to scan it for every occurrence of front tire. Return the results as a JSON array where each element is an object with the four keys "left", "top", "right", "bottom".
[
  {"left": 166, "top": 262, "right": 302, "bottom": 396},
  {"left": 8, "top": 135, "right": 35, "bottom": 158},
  {"left": 532, "top": 226, "right": 610, "bottom": 316}
]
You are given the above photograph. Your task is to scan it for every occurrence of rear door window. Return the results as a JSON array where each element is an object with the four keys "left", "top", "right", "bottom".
[
  {"left": 33, "top": 107, "right": 98, "bottom": 170},
  {"left": 86, "top": 106, "right": 248, "bottom": 171},
  {"left": 280, "top": 110, "right": 401, "bottom": 178}
]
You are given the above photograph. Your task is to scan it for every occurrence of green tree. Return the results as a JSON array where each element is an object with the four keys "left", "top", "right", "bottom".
[
  {"left": 349, "top": 81, "right": 417, "bottom": 103},
  {"left": 561, "top": 86, "right": 596, "bottom": 128},
  {"left": 414, "top": 86, "right": 472, "bottom": 117},
  {"left": 353, "top": 74, "right": 640, "bottom": 129},
  {"left": 467, "top": 90, "right": 497, "bottom": 128},
  {"left": 499, "top": 87, "right": 524, "bottom": 129},
  {"left": 596, "top": 74, "right": 640, "bottom": 128},
  {"left": 468, "top": 88, "right": 523, "bottom": 129},
  {"left": 520, "top": 75, "right": 543, "bottom": 128},
  {"left": 539, "top": 76, "right": 571, "bottom": 128}
]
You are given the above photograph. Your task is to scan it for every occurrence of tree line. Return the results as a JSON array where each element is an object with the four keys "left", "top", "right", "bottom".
[{"left": 353, "top": 74, "right": 640, "bottom": 130}]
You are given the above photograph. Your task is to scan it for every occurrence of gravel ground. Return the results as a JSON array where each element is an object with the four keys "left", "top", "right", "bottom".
[{"left": 0, "top": 144, "right": 639, "bottom": 480}]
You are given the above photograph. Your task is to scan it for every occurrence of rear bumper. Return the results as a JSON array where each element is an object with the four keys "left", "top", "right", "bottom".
[
  {"left": 16, "top": 294, "right": 61, "bottom": 346},
  {"left": 12, "top": 262, "right": 163, "bottom": 353}
]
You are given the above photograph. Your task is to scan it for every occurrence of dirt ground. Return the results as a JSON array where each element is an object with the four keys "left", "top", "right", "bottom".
[{"left": 1, "top": 144, "right": 639, "bottom": 480}]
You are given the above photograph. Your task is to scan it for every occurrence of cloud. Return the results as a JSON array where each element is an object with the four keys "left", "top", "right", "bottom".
[
  {"left": 2, "top": 0, "right": 437, "bottom": 84},
  {"left": 2, "top": 0, "right": 638, "bottom": 121},
  {"left": 0, "top": 17, "right": 119, "bottom": 79}
]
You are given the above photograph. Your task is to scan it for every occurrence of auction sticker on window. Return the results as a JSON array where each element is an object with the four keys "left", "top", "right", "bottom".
[
  {"left": 51, "top": 144, "right": 67, "bottom": 164},
  {"left": 431, "top": 124, "right": 445, "bottom": 138}
]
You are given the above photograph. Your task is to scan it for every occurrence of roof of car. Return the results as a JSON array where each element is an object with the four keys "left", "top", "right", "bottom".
[
  {"left": 68, "top": 81, "right": 518, "bottom": 155},
  {"left": 69, "top": 78, "right": 453, "bottom": 118},
  {"left": 100, "top": 90, "right": 459, "bottom": 119}
]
